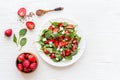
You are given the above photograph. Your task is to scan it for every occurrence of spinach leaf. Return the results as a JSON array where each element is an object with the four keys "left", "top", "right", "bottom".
[
  {"left": 19, "top": 28, "right": 27, "bottom": 37},
  {"left": 19, "top": 38, "right": 27, "bottom": 51},
  {"left": 13, "top": 34, "right": 17, "bottom": 45}
]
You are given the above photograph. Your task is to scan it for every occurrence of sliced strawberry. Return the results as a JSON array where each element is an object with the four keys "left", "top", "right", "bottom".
[
  {"left": 59, "top": 41, "right": 66, "bottom": 47},
  {"left": 58, "top": 22, "right": 63, "bottom": 27},
  {"left": 26, "top": 21, "right": 35, "bottom": 30},
  {"left": 65, "top": 50, "right": 71, "bottom": 56},
  {"left": 4, "top": 29, "right": 12, "bottom": 37},
  {"left": 50, "top": 53, "right": 56, "bottom": 59},
  {"left": 43, "top": 48, "right": 49, "bottom": 54},
  {"left": 54, "top": 40, "right": 59, "bottom": 47},
  {"left": 58, "top": 35, "right": 64, "bottom": 40},
  {"left": 65, "top": 36, "right": 71, "bottom": 41},
  {"left": 52, "top": 28, "right": 59, "bottom": 33},
  {"left": 61, "top": 51, "right": 65, "bottom": 57},
  {"left": 48, "top": 25, "right": 54, "bottom": 30},
  {"left": 72, "top": 44, "right": 77, "bottom": 51},
  {"left": 17, "top": 7, "right": 26, "bottom": 17},
  {"left": 65, "top": 30, "right": 71, "bottom": 34},
  {"left": 66, "top": 25, "right": 74, "bottom": 29},
  {"left": 72, "top": 38, "right": 78, "bottom": 44},
  {"left": 44, "top": 39, "right": 54, "bottom": 44}
]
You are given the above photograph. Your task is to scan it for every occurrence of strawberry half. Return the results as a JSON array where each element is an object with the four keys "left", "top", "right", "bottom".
[
  {"left": 59, "top": 41, "right": 66, "bottom": 47},
  {"left": 50, "top": 53, "right": 56, "bottom": 59},
  {"left": 72, "top": 44, "right": 77, "bottom": 51},
  {"left": 58, "top": 22, "right": 63, "bottom": 27},
  {"left": 65, "top": 50, "right": 71, "bottom": 56},
  {"left": 43, "top": 48, "right": 49, "bottom": 54},
  {"left": 66, "top": 25, "right": 74, "bottom": 29},
  {"left": 54, "top": 40, "right": 59, "bottom": 47},
  {"left": 17, "top": 7, "right": 26, "bottom": 17},
  {"left": 48, "top": 25, "right": 54, "bottom": 30},
  {"left": 26, "top": 21, "right": 35, "bottom": 30},
  {"left": 52, "top": 28, "right": 59, "bottom": 33}
]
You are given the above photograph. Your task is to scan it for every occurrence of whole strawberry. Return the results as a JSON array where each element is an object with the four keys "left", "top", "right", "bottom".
[
  {"left": 23, "top": 60, "right": 30, "bottom": 68},
  {"left": 28, "top": 54, "right": 36, "bottom": 63},
  {"left": 4, "top": 29, "right": 12, "bottom": 37},
  {"left": 30, "top": 63, "right": 37, "bottom": 71}
]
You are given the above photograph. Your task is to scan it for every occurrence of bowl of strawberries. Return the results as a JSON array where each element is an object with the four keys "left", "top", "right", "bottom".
[{"left": 16, "top": 52, "right": 38, "bottom": 73}]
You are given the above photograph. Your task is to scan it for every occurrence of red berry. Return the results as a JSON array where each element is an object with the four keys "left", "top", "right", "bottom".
[
  {"left": 48, "top": 25, "right": 54, "bottom": 30},
  {"left": 30, "top": 63, "right": 37, "bottom": 71},
  {"left": 72, "top": 38, "right": 78, "bottom": 44},
  {"left": 43, "top": 48, "right": 49, "bottom": 54},
  {"left": 17, "top": 7, "right": 26, "bottom": 17},
  {"left": 50, "top": 53, "right": 56, "bottom": 59},
  {"left": 61, "top": 51, "right": 65, "bottom": 57},
  {"left": 65, "top": 30, "right": 70, "bottom": 34},
  {"left": 17, "top": 53, "right": 25, "bottom": 62},
  {"left": 65, "top": 36, "right": 71, "bottom": 41},
  {"left": 23, "top": 60, "right": 30, "bottom": 68},
  {"left": 54, "top": 40, "right": 59, "bottom": 47},
  {"left": 28, "top": 55, "right": 36, "bottom": 63},
  {"left": 4, "top": 29, "right": 12, "bottom": 37},
  {"left": 66, "top": 25, "right": 74, "bottom": 29},
  {"left": 59, "top": 41, "right": 66, "bottom": 47},
  {"left": 65, "top": 50, "right": 71, "bottom": 56},
  {"left": 58, "top": 35, "right": 63, "bottom": 40},
  {"left": 58, "top": 22, "right": 63, "bottom": 27},
  {"left": 17, "top": 63, "right": 23, "bottom": 71},
  {"left": 52, "top": 28, "right": 59, "bottom": 33},
  {"left": 25, "top": 53, "right": 30, "bottom": 59},
  {"left": 26, "top": 21, "right": 35, "bottom": 30},
  {"left": 72, "top": 44, "right": 77, "bottom": 51}
]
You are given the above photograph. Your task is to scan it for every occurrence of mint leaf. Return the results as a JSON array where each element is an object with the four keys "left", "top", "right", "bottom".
[{"left": 19, "top": 28, "right": 27, "bottom": 37}]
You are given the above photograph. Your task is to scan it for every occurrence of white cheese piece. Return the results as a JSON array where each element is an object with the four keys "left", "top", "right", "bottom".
[
  {"left": 62, "top": 30, "right": 65, "bottom": 34},
  {"left": 60, "top": 48, "right": 63, "bottom": 51},
  {"left": 49, "top": 42, "right": 52, "bottom": 44},
  {"left": 43, "top": 38, "right": 46, "bottom": 41},
  {"left": 60, "top": 27, "right": 63, "bottom": 30}
]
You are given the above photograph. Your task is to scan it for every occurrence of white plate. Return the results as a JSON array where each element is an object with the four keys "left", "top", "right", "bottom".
[{"left": 37, "top": 17, "right": 86, "bottom": 67}]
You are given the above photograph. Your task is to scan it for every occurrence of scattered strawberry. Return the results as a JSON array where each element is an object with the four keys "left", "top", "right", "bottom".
[
  {"left": 58, "top": 22, "right": 63, "bottom": 27},
  {"left": 30, "top": 63, "right": 37, "bottom": 71},
  {"left": 28, "top": 55, "right": 36, "bottom": 63},
  {"left": 48, "top": 25, "right": 54, "bottom": 30},
  {"left": 50, "top": 53, "right": 56, "bottom": 59},
  {"left": 72, "top": 44, "right": 77, "bottom": 51},
  {"left": 17, "top": 7, "right": 26, "bottom": 17},
  {"left": 17, "top": 63, "right": 23, "bottom": 71},
  {"left": 4, "top": 29, "right": 12, "bottom": 37},
  {"left": 65, "top": 36, "right": 71, "bottom": 41},
  {"left": 26, "top": 21, "right": 35, "bottom": 30},
  {"left": 58, "top": 35, "right": 63, "bottom": 40},
  {"left": 72, "top": 38, "right": 78, "bottom": 44},
  {"left": 65, "top": 50, "right": 71, "bottom": 56},
  {"left": 54, "top": 40, "right": 59, "bottom": 47},
  {"left": 43, "top": 48, "right": 49, "bottom": 54},
  {"left": 17, "top": 53, "right": 25, "bottom": 62},
  {"left": 66, "top": 25, "right": 74, "bottom": 29},
  {"left": 23, "top": 60, "right": 30, "bottom": 68},
  {"left": 52, "top": 28, "right": 59, "bottom": 33},
  {"left": 61, "top": 51, "right": 65, "bottom": 57},
  {"left": 59, "top": 41, "right": 66, "bottom": 47}
]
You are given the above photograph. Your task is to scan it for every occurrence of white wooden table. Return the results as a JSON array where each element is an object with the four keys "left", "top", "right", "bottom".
[{"left": 0, "top": 0, "right": 120, "bottom": 80}]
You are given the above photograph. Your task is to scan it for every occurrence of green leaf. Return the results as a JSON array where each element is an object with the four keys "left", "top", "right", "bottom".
[
  {"left": 71, "top": 49, "right": 79, "bottom": 56},
  {"left": 52, "top": 22, "right": 58, "bottom": 28},
  {"left": 19, "top": 28, "right": 27, "bottom": 37},
  {"left": 76, "top": 35, "right": 81, "bottom": 43},
  {"left": 13, "top": 34, "right": 17, "bottom": 45},
  {"left": 52, "top": 32, "right": 59, "bottom": 39},
  {"left": 46, "top": 48, "right": 52, "bottom": 53},
  {"left": 62, "top": 22, "right": 68, "bottom": 26},
  {"left": 19, "top": 38, "right": 27, "bottom": 50},
  {"left": 42, "top": 29, "right": 48, "bottom": 34},
  {"left": 45, "top": 30, "right": 52, "bottom": 39},
  {"left": 64, "top": 55, "right": 72, "bottom": 60}
]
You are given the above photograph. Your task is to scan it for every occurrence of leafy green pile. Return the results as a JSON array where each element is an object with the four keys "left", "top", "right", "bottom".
[{"left": 38, "top": 21, "right": 81, "bottom": 62}]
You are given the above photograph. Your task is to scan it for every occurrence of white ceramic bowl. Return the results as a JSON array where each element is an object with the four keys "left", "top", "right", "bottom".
[{"left": 37, "top": 17, "right": 86, "bottom": 67}]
